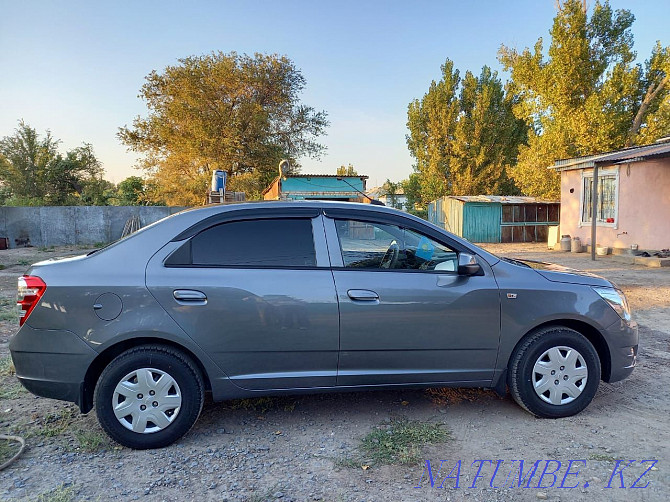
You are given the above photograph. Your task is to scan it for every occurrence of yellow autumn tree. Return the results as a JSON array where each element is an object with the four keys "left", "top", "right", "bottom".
[
  {"left": 499, "top": 0, "right": 670, "bottom": 198},
  {"left": 118, "top": 52, "right": 329, "bottom": 205}
]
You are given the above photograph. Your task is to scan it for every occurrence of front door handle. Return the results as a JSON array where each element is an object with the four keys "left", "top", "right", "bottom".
[
  {"left": 347, "top": 289, "right": 379, "bottom": 301},
  {"left": 173, "top": 289, "right": 207, "bottom": 304}
]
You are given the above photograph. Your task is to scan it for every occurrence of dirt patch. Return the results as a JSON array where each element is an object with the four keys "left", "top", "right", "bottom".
[{"left": 0, "top": 244, "right": 668, "bottom": 501}]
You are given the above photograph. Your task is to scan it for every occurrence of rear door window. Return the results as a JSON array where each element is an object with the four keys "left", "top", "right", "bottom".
[{"left": 168, "top": 218, "right": 316, "bottom": 267}]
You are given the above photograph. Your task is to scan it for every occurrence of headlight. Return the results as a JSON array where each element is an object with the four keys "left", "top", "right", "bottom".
[{"left": 593, "top": 286, "right": 631, "bottom": 321}]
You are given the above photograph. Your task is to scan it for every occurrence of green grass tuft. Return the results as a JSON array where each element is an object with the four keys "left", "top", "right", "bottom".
[
  {"left": 0, "top": 355, "right": 15, "bottom": 376},
  {"left": 336, "top": 417, "right": 451, "bottom": 468},
  {"left": 359, "top": 417, "right": 450, "bottom": 465},
  {"left": 36, "top": 484, "right": 76, "bottom": 502},
  {"left": 0, "top": 380, "right": 26, "bottom": 400},
  {"left": 589, "top": 453, "right": 618, "bottom": 462},
  {"left": 0, "top": 298, "right": 18, "bottom": 322},
  {"left": 74, "top": 429, "right": 108, "bottom": 452},
  {"left": 226, "top": 396, "right": 296, "bottom": 413},
  {"left": 37, "top": 407, "right": 79, "bottom": 437}
]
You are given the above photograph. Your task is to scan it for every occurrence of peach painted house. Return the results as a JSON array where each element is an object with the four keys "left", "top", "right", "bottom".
[{"left": 548, "top": 139, "right": 670, "bottom": 251}]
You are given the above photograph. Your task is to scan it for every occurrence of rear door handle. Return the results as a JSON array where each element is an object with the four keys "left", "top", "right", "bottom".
[
  {"left": 347, "top": 289, "right": 379, "bottom": 302},
  {"left": 173, "top": 289, "right": 207, "bottom": 304}
]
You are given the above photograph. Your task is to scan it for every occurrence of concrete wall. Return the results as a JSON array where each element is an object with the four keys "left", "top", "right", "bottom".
[
  {"left": 559, "top": 158, "right": 670, "bottom": 250},
  {"left": 0, "top": 206, "right": 187, "bottom": 248}
]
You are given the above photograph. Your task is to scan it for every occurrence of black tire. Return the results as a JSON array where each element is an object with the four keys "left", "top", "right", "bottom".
[
  {"left": 94, "top": 345, "right": 204, "bottom": 449},
  {"left": 508, "top": 326, "right": 600, "bottom": 418}
]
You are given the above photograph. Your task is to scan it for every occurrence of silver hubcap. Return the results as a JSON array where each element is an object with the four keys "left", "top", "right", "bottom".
[
  {"left": 112, "top": 368, "right": 182, "bottom": 434},
  {"left": 532, "top": 346, "right": 588, "bottom": 405}
]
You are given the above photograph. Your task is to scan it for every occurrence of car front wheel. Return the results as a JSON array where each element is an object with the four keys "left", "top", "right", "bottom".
[
  {"left": 508, "top": 326, "right": 601, "bottom": 418},
  {"left": 94, "top": 345, "right": 204, "bottom": 449}
]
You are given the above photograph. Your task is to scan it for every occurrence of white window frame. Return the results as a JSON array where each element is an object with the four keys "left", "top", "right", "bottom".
[{"left": 578, "top": 167, "right": 619, "bottom": 228}]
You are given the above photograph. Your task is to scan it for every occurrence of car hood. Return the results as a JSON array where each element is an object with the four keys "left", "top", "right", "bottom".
[{"left": 514, "top": 259, "right": 612, "bottom": 287}]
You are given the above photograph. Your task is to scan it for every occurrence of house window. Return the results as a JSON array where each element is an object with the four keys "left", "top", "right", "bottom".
[{"left": 581, "top": 169, "right": 618, "bottom": 226}]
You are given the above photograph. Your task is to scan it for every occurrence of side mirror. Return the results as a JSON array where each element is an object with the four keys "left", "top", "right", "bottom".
[{"left": 458, "top": 253, "right": 482, "bottom": 276}]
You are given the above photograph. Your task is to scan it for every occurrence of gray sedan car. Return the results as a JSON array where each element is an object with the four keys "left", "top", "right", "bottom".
[{"left": 10, "top": 202, "right": 638, "bottom": 449}]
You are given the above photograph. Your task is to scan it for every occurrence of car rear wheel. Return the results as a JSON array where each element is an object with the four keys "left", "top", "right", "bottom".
[
  {"left": 94, "top": 345, "right": 204, "bottom": 449},
  {"left": 508, "top": 326, "right": 600, "bottom": 418}
]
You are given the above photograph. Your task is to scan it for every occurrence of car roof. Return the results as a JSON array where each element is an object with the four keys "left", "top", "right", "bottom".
[
  {"left": 168, "top": 200, "right": 419, "bottom": 228},
  {"left": 179, "top": 199, "right": 393, "bottom": 215}
]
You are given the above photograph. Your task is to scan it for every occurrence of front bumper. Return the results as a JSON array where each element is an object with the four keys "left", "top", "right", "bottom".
[
  {"left": 9, "top": 324, "right": 97, "bottom": 407},
  {"left": 603, "top": 318, "right": 638, "bottom": 383}
]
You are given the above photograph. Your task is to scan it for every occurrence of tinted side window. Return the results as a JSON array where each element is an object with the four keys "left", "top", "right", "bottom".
[
  {"left": 334, "top": 219, "right": 457, "bottom": 271},
  {"left": 175, "top": 218, "right": 316, "bottom": 267}
]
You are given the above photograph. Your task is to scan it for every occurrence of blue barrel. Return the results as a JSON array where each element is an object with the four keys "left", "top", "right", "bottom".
[{"left": 211, "top": 170, "right": 227, "bottom": 191}]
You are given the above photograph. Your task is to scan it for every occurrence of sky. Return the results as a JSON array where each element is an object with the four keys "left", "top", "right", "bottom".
[{"left": 1, "top": 1, "right": 669, "bottom": 188}]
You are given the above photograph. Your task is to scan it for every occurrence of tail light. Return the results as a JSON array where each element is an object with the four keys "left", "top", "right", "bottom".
[{"left": 17, "top": 275, "right": 46, "bottom": 326}]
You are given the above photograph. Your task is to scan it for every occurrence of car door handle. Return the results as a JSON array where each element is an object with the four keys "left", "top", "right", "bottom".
[
  {"left": 347, "top": 289, "right": 379, "bottom": 301},
  {"left": 173, "top": 289, "right": 207, "bottom": 304}
]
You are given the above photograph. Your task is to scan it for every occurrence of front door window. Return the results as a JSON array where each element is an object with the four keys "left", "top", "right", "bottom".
[{"left": 334, "top": 219, "right": 458, "bottom": 272}]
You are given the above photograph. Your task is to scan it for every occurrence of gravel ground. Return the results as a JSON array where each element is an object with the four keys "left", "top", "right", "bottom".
[{"left": 0, "top": 243, "right": 668, "bottom": 501}]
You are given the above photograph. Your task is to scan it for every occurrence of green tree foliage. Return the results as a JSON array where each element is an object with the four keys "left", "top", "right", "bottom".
[
  {"left": 116, "top": 176, "right": 147, "bottom": 205},
  {"left": 336, "top": 163, "right": 358, "bottom": 176},
  {"left": 0, "top": 121, "right": 105, "bottom": 205},
  {"left": 118, "top": 51, "right": 329, "bottom": 205},
  {"left": 0, "top": 121, "right": 59, "bottom": 205},
  {"left": 401, "top": 173, "right": 424, "bottom": 215},
  {"left": 380, "top": 179, "right": 402, "bottom": 210},
  {"left": 499, "top": 0, "right": 670, "bottom": 198},
  {"left": 406, "top": 60, "right": 526, "bottom": 206},
  {"left": 80, "top": 178, "right": 118, "bottom": 206}
]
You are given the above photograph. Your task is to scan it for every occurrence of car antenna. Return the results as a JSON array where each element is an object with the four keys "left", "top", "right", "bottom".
[{"left": 336, "top": 177, "right": 385, "bottom": 205}]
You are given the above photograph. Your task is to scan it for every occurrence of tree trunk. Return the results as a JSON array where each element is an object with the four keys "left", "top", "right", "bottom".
[{"left": 626, "top": 75, "right": 670, "bottom": 146}]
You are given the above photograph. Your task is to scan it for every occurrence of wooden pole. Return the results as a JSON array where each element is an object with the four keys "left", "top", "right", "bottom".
[{"left": 591, "top": 165, "right": 598, "bottom": 261}]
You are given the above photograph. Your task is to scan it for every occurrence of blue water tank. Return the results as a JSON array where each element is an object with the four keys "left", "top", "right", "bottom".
[{"left": 211, "top": 170, "right": 227, "bottom": 191}]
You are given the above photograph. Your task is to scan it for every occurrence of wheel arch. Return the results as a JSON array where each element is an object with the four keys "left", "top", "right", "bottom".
[
  {"left": 80, "top": 337, "right": 212, "bottom": 414},
  {"left": 509, "top": 319, "right": 611, "bottom": 382}
]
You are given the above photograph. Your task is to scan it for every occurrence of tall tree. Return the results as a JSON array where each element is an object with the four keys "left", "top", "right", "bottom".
[
  {"left": 44, "top": 144, "right": 104, "bottom": 205},
  {"left": 450, "top": 67, "right": 526, "bottom": 196},
  {"left": 401, "top": 173, "right": 424, "bottom": 216},
  {"left": 336, "top": 163, "right": 358, "bottom": 176},
  {"left": 79, "top": 177, "right": 117, "bottom": 206},
  {"left": 0, "top": 121, "right": 104, "bottom": 205},
  {"left": 499, "top": 0, "right": 670, "bottom": 198},
  {"left": 629, "top": 42, "right": 670, "bottom": 145},
  {"left": 118, "top": 51, "right": 329, "bottom": 205},
  {"left": 381, "top": 179, "right": 403, "bottom": 209},
  {"left": 0, "top": 121, "right": 59, "bottom": 204},
  {"left": 116, "top": 176, "right": 147, "bottom": 205},
  {"left": 406, "top": 60, "right": 526, "bottom": 205}
]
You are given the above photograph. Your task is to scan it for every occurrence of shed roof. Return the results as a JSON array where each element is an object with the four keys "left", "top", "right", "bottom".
[
  {"left": 548, "top": 139, "right": 670, "bottom": 172},
  {"left": 445, "top": 195, "right": 558, "bottom": 205},
  {"left": 366, "top": 186, "right": 405, "bottom": 198},
  {"left": 287, "top": 174, "right": 369, "bottom": 179},
  {"left": 261, "top": 173, "right": 369, "bottom": 196}
]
